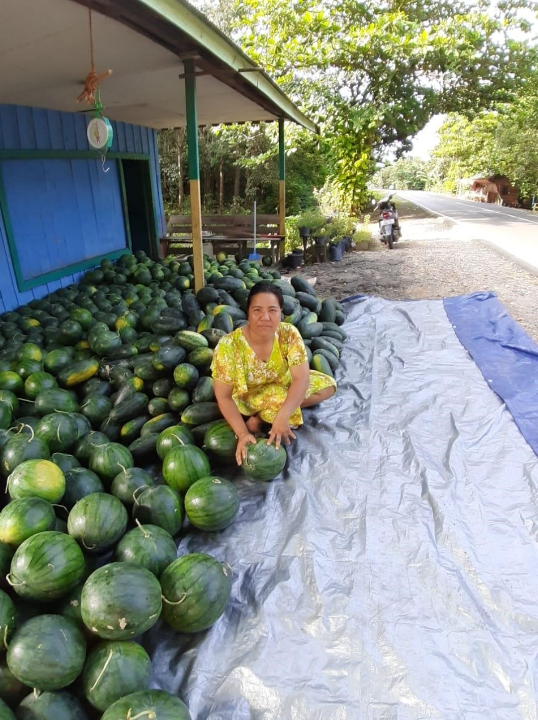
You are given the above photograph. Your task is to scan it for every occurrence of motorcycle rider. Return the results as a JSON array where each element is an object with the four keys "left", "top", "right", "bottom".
[{"left": 375, "top": 193, "right": 401, "bottom": 236}]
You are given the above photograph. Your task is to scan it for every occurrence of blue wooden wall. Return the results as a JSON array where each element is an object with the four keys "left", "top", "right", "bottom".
[{"left": 0, "top": 105, "right": 166, "bottom": 314}]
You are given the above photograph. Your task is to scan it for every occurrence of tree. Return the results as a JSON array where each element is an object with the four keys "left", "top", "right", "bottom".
[{"left": 372, "top": 157, "right": 430, "bottom": 190}]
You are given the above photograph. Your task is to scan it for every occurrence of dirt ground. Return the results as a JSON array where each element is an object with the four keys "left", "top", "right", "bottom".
[{"left": 289, "top": 200, "right": 538, "bottom": 342}]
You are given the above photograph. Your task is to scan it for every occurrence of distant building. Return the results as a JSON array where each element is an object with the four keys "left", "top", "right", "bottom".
[{"left": 457, "top": 175, "right": 519, "bottom": 207}]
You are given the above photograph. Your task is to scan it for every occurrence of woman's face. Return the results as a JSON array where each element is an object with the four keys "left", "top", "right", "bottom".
[{"left": 248, "top": 293, "right": 282, "bottom": 338}]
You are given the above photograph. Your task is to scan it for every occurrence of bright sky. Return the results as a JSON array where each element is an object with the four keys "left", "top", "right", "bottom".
[{"left": 408, "top": 115, "right": 445, "bottom": 160}]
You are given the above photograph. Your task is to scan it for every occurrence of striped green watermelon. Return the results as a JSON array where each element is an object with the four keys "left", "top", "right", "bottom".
[
  {"left": 8, "top": 459, "right": 65, "bottom": 502},
  {"left": 16, "top": 691, "right": 89, "bottom": 720},
  {"left": 173, "top": 363, "right": 199, "bottom": 390},
  {"left": 156, "top": 424, "right": 194, "bottom": 460},
  {"left": 161, "top": 553, "right": 231, "bottom": 632},
  {"left": 110, "top": 467, "right": 155, "bottom": 506},
  {"left": 132, "top": 486, "right": 184, "bottom": 536},
  {"left": 67, "top": 493, "right": 127, "bottom": 553},
  {"left": 63, "top": 468, "right": 104, "bottom": 509},
  {"left": 0, "top": 497, "right": 56, "bottom": 546},
  {"left": 36, "top": 413, "right": 79, "bottom": 453},
  {"left": 23, "top": 371, "right": 57, "bottom": 400},
  {"left": 1, "top": 436, "right": 51, "bottom": 477},
  {"left": 7, "top": 614, "right": 86, "bottom": 691},
  {"left": 9, "top": 531, "right": 85, "bottom": 601},
  {"left": 51, "top": 452, "right": 80, "bottom": 473},
  {"left": 242, "top": 438, "right": 287, "bottom": 481},
  {"left": 34, "top": 389, "right": 79, "bottom": 416},
  {"left": 80, "top": 394, "right": 112, "bottom": 426},
  {"left": 204, "top": 420, "right": 237, "bottom": 462},
  {"left": 0, "top": 405, "right": 11, "bottom": 433},
  {"left": 44, "top": 348, "right": 74, "bottom": 375},
  {"left": 102, "top": 690, "right": 191, "bottom": 720},
  {"left": 81, "top": 563, "right": 162, "bottom": 640},
  {"left": 166, "top": 387, "right": 191, "bottom": 413},
  {"left": 162, "top": 445, "right": 211, "bottom": 494},
  {"left": 184, "top": 477, "right": 239, "bottom": 532},
  {"left": 0, "top": 697, "right": 14, "bottom": 720},
  {"left": 0, "top": 391, "right": 18, "bottom": 415},
  {"left": 82, "top": 641, "right": 152, "bottom": 712},
  {"left": 73, "top": 430, "right": 109, "bottom": 464},
  {"left": 0, "top": 373, "right": 23, "bottom": 395},
  {"left": 113, "top": 524, "right": 176, "bottom": 577},
  {"left": 0, "top": 591, "right": 16, "bottom": 651},
  {"left": 89, "top": 443, "right": 134, "bottom": 484}
]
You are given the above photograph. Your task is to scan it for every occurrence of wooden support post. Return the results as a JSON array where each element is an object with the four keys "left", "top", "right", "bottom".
[
  {"left": 184, "top": 59, "right": 204, "bottom": 291},
  {"left": 278, "top": 118, "right": 286, "bottom": 261}
]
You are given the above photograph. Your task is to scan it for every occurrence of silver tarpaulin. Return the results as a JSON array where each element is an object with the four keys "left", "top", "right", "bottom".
[{"left": 149, "top": 297, "right": 538, "bottom": 719}]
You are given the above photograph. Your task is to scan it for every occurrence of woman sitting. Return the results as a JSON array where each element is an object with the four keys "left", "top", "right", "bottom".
[{"left": 211, "top": 281, "right": 336, "bottom": 465}]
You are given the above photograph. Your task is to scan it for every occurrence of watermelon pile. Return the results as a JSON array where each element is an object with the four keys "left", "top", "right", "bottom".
[{"left": 0, "top": 250, "right": 347, "bottom": 717}]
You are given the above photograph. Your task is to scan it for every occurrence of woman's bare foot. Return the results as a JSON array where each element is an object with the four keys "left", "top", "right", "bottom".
[{"left": 246, "top": 415, "right": 263, "bottom": 433}]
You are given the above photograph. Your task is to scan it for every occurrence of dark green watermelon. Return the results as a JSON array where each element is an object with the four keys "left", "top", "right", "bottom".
[
  {"left": 16, "top": 691, "right": 89, "bottom": 720},
  {"left": 89, "top": 443, "right": 134, "bottom": 484},
  {"left": 242, "top": 438, "right": 287, "bottom": 481},
  {"left": 81, "top": 563, "right": 162, "bottom": 640},
  {"left": 203, "top": 420, "right": 237, "bottom": 462},
  {"left": 166, "top": 387, "right": 191, "bottom": 413},
  {"left": 113, "top": 524, "right": 176, "bottom": 577},
  {"left": 101, "top": 690, "right": 191, "bottom": 720},
  {"left": 36, "top": 413, "right": 79, "bottom": 453},
  {"left": 0, "top": 497, "right": 56, "bottom": 546},
  {"left": 34, "top": 389, "right": 79, "bottom": 417},
  {"left": 67, "top": 493, "right": 127, "bottom": 553},
  {"left": 0, "top": 657, "right": 26, "bottom": 708},
  {"left": 80, "top": 395, "right": 112, "bottom": 426},
  {"left": 110, "top": 468, "right": 155, "bottom": 506},
  {"left": 7, "top": 614, "right": 86, "bottom": 691},
  {"left": 9, "top": 531, "right": 85, "bottom": 602},
  {"left": 24, "top": 371, "right": 57, "bottom": 400},
  {"left": 73, "top": 430, "right": 109, "bottom": 464},
  {"left": 161, "top": 553, "right": 231, "bottom": 632},
  {"left": 1, "top": 436, "right": 51, "bottom": 477},
  {"left": 184, "top": 477, "right": 239, "bottom": 532},
  {"left": 162, "top": 445, "right": 211, "bottom": 494},
  {"left": 82, "top": 640, "right": 152, "bottom": 712},
  {"left": 7, "top": 459, "right": 65, "bottom": 502},
  {"left": 156, "top": 424, "right": 194, "bottom": 460},
  {"left": 0, "top": 591, "right": 16, "bottom": 651},
  {"left": 63, "top": 468, "right": 105, "bottom": 509},
  {"left": 0, "top": 697, "right": 14, "bottom": 720},
  {"left": 51, "top": 453, "right": 80, "bottom": 473},
  {"left": 132, "top": 486, "right": 184, "bottom": 536}
]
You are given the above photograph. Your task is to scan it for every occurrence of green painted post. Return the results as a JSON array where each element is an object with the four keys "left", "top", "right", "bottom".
[
  {"left": 278, "top": 118, "right": 286, "bottom": 241},
  {"left": 184, "top": 58, "right": 204, "bottom": 290}
]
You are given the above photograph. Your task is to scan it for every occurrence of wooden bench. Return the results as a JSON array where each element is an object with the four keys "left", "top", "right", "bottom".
[{"left": 160, "top": 214, "right": 285, "bottom": 264}]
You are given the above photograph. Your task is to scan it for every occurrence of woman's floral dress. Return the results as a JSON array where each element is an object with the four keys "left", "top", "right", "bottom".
[{"left": 211, "top": 322, "right": 336, "bottom": 425}]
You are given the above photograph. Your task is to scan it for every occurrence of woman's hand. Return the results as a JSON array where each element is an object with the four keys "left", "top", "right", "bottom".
[
  {"left": 236, "top": 432, "right": 257, "bottom": 466},
  {"left": 267, "top": 413, "right": 296, "bottom": 451}
]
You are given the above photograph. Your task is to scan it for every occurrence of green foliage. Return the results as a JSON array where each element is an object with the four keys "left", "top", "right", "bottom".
[{"left": 372, "top": 158, "right": 430, "bottom": 191}]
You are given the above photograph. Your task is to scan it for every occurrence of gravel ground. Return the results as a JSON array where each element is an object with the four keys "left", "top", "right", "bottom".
[{"left": 294, "top": 202, "right": 538, "bottom": 342}]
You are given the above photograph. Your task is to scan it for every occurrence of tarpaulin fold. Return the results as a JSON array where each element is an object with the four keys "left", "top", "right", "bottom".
[{"left": 147, "top": 295, "right": 538, "bottom": 720}]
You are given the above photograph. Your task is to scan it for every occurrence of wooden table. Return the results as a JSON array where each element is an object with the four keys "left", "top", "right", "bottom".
[{"left": 161, "top": 235, "right": 285, "bottom": 263}]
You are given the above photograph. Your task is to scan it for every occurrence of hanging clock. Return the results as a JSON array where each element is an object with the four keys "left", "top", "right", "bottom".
[{"left": 87, "top": 117, "right": 114, "bottom": 151}]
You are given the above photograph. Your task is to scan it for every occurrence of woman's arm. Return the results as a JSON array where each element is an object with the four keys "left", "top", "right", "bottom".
[
  {"left": 213, "top": 380, "right": 256, "bottom": 465},
  {"left": 268, "top": 361, "right": 310, "bottom": 449}
]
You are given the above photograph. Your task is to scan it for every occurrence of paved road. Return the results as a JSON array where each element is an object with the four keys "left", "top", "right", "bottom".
[{"left": 397, "top": 190, "right": 538, "bottom": 275}]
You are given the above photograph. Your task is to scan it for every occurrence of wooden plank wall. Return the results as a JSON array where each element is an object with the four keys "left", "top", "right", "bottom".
[{"left": 0, "top": 105, "right": 166, "bottom": 313}]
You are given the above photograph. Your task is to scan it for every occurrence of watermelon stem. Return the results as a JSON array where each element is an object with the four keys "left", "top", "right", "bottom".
[
  {"left": 128, "top": 711, "right": 157, "bottom": 720},
  {"left": 6, "top": 573, "right": 25, "bottom": 587},
  {"left": 222, "top": 562, "right": 233, "bottom": 577},
  {"left": 89, "top": 647, "right": 114, "bottom": 693},
  {"left": 3, "top": 625, "right": 9, "bottom": 650},
  {"left": 117, "top": 463, "right": 127, "bottom": 474},
  {"left": 82, "top": 538, "right": 97, "bottom": 551},
  {"left": 172, "top": 434, "right": 185, "bottom": 446},
  {"left": 132, "top": 486, "right": 147, "bottom": 505},
  {"left": 162, "top": 592, "right": 187, "bottom": 606},
  {"left": 135, "top": 519, "right": 150, "bottom": 539}
]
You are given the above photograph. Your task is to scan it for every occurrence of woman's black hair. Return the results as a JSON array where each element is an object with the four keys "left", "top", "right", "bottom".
[{"left": 246, "top": 281, "right": 284, "bottom": 313}]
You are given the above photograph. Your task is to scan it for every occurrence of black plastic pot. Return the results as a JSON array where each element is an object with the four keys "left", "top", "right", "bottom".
[
  {"left": 314, "top": 235, "right": 329, "bottom": 245},
  {"left": 292, "top": 248, "right": 304, "bottom": 256},
  {"left": 329, "top": 243, "right": 343, "bottom": 262},
  {"left": 287, "top": 253, "right": 303, "bottom": 269},
  {"left": 298, "top": 226, "right": 310, "bottom": 238}
]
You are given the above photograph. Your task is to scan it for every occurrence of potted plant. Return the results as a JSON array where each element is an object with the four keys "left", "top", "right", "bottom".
[
  {"left": 329, "top": 237, "right": 344, "bottom": 262},
  {"left": 297, "top": 208, "right": 325, "bottom": 238}
]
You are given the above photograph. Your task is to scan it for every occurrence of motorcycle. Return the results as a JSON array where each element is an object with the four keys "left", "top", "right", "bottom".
[{"left": 376, "top": 195, "right": 401, "bottom": 249}]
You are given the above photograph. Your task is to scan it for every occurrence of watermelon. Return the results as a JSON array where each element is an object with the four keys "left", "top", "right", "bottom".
[
  {"left": 161, "top": 553, "right": 232, "bottom": 632},
  {"left": 81, "top": 563, "right": 162, "bottom": 640},
  {"left": 7, "top": 615, "right": 86, "bottom": 691},
  {"left": 0, "top": 405, "right": 11, "bottom": 432},
  {"left": 174, "top": 330, "right": 208, "bottom": 352},
  {"left": 0, "top": 545, "right": 12, "bottom": 589},
  {"left": 181, "top": 402, "right": 222, "bottom": 427},
  {"left": 67, "top": 493, "right": 127, "bottom": 553},
  {"left": 67, "top": 412, "right": 92, "bottom": 440},
  {"left": 1, "top": 436, "right": 51, "bottom": 477},
  {"left": 80, "top": 395, "right": 112, "bottom": 426},
  {"left": 0, "top": 698, "right": 14, "bottom": 720},
  {"left": 242, "top": 438, "right": 287, "bottom": 481},
  {"left": 156, "top": 424, "right": 194, "bottom": 460},
  {"left": 167, "top": 387, "right": 191, "bottom": 413},
  {"left": 192, "top": 376, "right": 215, "bottom": 404},
  {"left": 0, "top": 391, "right": 18, "bottom": 414},
  {"left": 82, "top": 640, "right": 152, "bottom": 712},
  {"left": 184, "top": 477, "right": 239, "bottom": 532},
  {"left": 101, "top": 690, "right": 191, "bottom": 720},
  {"left": 51, "top": 452, "right": 80, "bottom": 473},
  {"left": 173, "top": 363, "right": 199, "bottom": 390},
  {"left": 8, "top": 459, "right": 65, "bottom": 502},
  {"left": 34, "top": 389, "right": 79, "bottom": 416},
  {"left": 16, "top": 691, "right": 89, "bottom": 720},
  {"left": 24, "top": 371, "right": 57, "bottom": 400},
  {"left": 113, "top": 524, "right": 176, "bottom": 577},
  {"left": 9, "top": 531, "right": 85, "bottom": 601},
  {"left": 44, "top": 348, "right": 74, "bottom": 375},
  {"left": 0, "top": 497, "right": 56, "bottom": 546},
  {"left": 89, "top": 443, "right": 134, "bottom": 484},
  {"left": 0, "top": 658, "right": 26, "bottom": 708},
  {"left": 0, "top": 373, "right": 23, "bottom": 395},
  {"left": 119, "top": 416, "right": 150, "bottom": 445},
  {"left": 63, "top": 467, "right": 105, "bottom": 509},
  {"left": 73, "top": 430, "right": 108, "bottom": 464},
  {"left": 36, "top": 413, "right": 79, "bottom": 453},
  {"left": 204, "top": 420, "right": 237, "bottom": 462},
  {"left": 110, "top": 467, "right": 155, "bottom": 506},
  {"left": 58, "top": 586, "right": 84, "bottom": 630},
  {"left": 132, "top": 486, "right": 184, "bottom": 536},
  {"left": 0, "top": 591, "right": 16, "bottom": 651},
  {"left": 162, "top": 444, "right": 211, "bottom": 495}
]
